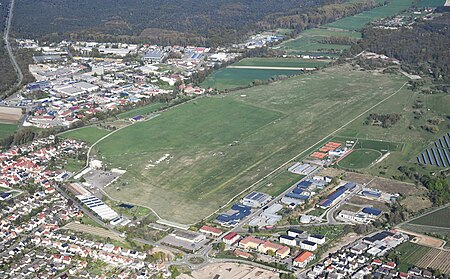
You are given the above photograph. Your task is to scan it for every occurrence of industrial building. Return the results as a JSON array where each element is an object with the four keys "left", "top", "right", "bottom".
[
  {"left": 216, "top": 204, "right": 251, "bottom": 227},
  {"left": 241, "top": 191, "right": 271, "bottom": 208}
]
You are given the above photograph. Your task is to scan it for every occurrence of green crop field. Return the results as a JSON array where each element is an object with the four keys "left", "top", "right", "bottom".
[
  {"left": 278, "top": 0, "right": 414, "bottom": 55},
  {"left": 83, "top": 64, "right": 409, "bottom": 224},
  {"left": 0, "top": 123, "right": 17, "bottom": 141},
  {"left": 338, "top": 149, "right": 382, "bottom": 169},
  {"left": 201, "top": 67, "right": 301, "bottom": 91},
  {"left": 60, "top": 126, "right": 110, "bottom": 144},
  {"left": 116, "top": 102, "right": 166, "bottom": 119},
  {"left": 325, "top": 0, "right": 414, "bottom": 30},
  {"left": 416, "top": 0, "right": 445, "bottom": 7},
  {"left": 234, "top": 58, "right": 330, "bottom": 68},
  {"left": 394, "top": 242, "right": 432, "bottom": 272},
  {"left": 409, "top": 207, "right": 450, "bottom": 228}
]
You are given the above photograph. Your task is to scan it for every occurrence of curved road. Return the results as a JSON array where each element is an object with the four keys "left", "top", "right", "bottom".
[{"left": 3, "top": 0, "right": 23, "bottom": 94}]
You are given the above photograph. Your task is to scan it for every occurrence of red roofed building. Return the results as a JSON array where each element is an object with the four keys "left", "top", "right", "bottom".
[
  {"left": 372, "top": 259, "right": 382, "bottom": 266},
  {"left": 222, "top": 232, "right": 240, "bottom": 245},
  {"left": 293, "top": 251, "right": 315, "bottom": 268},
  {"left": 199, "top": 225, "right": 222, "bottom": 237},
  {"left": 234, "top": 249, "right": 253, "bottom": 259},
  {"left": 383, "top": 261, "right": 396, "bottom": 269}
]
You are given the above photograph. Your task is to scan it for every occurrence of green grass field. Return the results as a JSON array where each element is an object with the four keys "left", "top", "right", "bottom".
[
  {"left": 325, "top": 0, "right": 414, "bottom": 30},
  {"left": 256, "top": 171, "right": 304, "bottom": 197},
  {"left": 78, "top": 65, "right": 409, "bottom": 224},
  {"left": 416, "top": 0, "right": 445, "bottom": 7},
  {"left": 278, "top": 0, "right": 414, "bottom": 55},
  {"left": 409, "top": 207, "right": 450, "bottom": 228},
  {"left": 394, "top": 242, "right": 432, "bottom": 272},
  {"left": 201, "top": 67, "right": 301, "bottom": 91},
  {"left": 338, "top": 149, "right": 382, "bottom": 169},
  {"left": 59, "top": 126, "right": 110, "bottom": 144},
  {"left": 0, "top": 123, "right": 17, "bottom": 142},
  {"left": 234, "top": 58, "right": 330, "bottom": 68},
  {"left": 116, "top": 102, "right": 166, "bottom": 119},
  {"left": 337, "top": 85, "right": 450, "bottom": 178}
]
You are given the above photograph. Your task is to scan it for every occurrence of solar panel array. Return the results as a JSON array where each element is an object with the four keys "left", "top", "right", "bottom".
[{"left": 417, "top": 132, "right": 450, "bottom": 168}]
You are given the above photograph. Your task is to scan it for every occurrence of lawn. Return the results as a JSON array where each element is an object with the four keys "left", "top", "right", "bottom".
[
  {"left": 59, "top": 126, "right": 110, "bottom": 144},
  {"left": 201, "top": 67, "right": 301, "bottom": 91},
  {"left": 234, "top": 58, "right": 330, "bottom": 68},
  {"left": 394, "top": 242, "right": 431, "bottom": 272},
  {"left": 94, "top": 64, "right": 408, "bottom": 224},
  {"left": 116, "top": 102, "right": 166, "bottom": 119},
  {"left": 338, "top": 149, "right": 382, "bottom": 169}
]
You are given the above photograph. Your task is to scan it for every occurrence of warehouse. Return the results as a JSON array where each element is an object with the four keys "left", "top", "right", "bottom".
[
  {"left": 78, "top": 195, "right": 119, "bottom": 220},
  {"left": 241, "top": 191, "right": 271, "bottom": 208},
  {"left": 216, "top": 204, "right": 251, "bottom": 227}
]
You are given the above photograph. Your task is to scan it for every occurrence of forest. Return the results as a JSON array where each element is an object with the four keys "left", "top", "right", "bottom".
[
  {"left": 12, "top": 0, "right": 382, "bottom": 46},
  {"left": 347, "top": 11, "right": 450, "bottom": 82}
]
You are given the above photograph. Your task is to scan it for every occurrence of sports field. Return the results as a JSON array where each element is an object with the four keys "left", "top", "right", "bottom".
[
  {"left": 338, "top": 149, "right": 382, "bottom": 169},
  {"left": 201, "top": 67, "right": 301, "bottom": 91},
  {"left": 80, "top": 65, "right": 409, "bottom": 224},
  {"left": 59, "top": 126, "right": 110, "bottom": 144}
]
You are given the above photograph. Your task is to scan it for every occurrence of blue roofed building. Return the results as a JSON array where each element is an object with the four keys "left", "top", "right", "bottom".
[
  {"left": 216, "top": 204, "right": 251, "bottom": 227},
  {"left": 362, "top": 207, "right": 382, "bottom": 217}
]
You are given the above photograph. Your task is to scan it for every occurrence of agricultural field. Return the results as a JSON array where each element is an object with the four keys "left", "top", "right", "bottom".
[
  {"left": 233, "top": 58, "right": 330, "bottom": 68},
  {"left": 415, "top": 248, "right": 450, "bottom": 274},
  {"left": 201, "top": 67, "right": 300, "bottom": 91},
  {"left": 0, "top": 107, "right": 22, "bottom": 124},
  {"left": 82, "top": 64, "right": 409, "bottom": 224},
  {"left": 59, "top": 126, "right": 110, "bottom": 144},
  {"left": 116, "top": 102, "right": 165, "bottom": 119},
  {"left": 278, "top": 0, "right": 413, "bottom": 56},
  {"left": 416, "top": 0, "right": 446, "bottom": 7},
  {"left": 324, "top": 0, "right": 414, "bottom": 31},
  {"left": 409, "top": 206, "right": 450, "bottom": 227},
  {"left": 338, "top": 149, "right": 382, "bottom": 169},
  {"left": 394, "top": 242, "right": 432, "bottom": 272},
  {"left": 400, "top": 206, "right": 450, "bottom": 236},
  {"left": 0, "top": 123, "right": 18, "bottom": 142}
]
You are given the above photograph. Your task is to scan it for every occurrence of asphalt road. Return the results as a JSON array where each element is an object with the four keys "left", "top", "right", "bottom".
[{"left": 2, "top": 0, "right": 23, "bottom": 93}]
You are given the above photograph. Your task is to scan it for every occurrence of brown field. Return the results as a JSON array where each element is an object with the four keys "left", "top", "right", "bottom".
[
  {"left": 317, "top": 167, "right": 345, "bottom": 178},
  {"left": 369, "top": 177, "right": 419, "bottom": 195},
  {"left": 0, "top": 107, "right": 22, "bottom": 124},
  {"left": 178, "top": 262, "right": 279, "bottom": 279},
  {"left": 416, "top": 248, "right": 450, "bottom": 274},
  {"left": 348, "top": 195, "right": 391, "bottom": 211},
  {"left": 64, "top": 222, "right": 124, "bottom": 242},
  {"left": 400, "top": 196, "right": 433, "bottom": 212},
  {"left": 343, "top": 172, "right": 374, "bottom": 185},
  {"left": 396, "top": 228, "right": 445, "bottom": 248}
]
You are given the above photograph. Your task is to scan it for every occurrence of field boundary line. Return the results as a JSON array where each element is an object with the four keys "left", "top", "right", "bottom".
[{"left": 193, "top": 81, "right": 409, "bottom": 226}]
